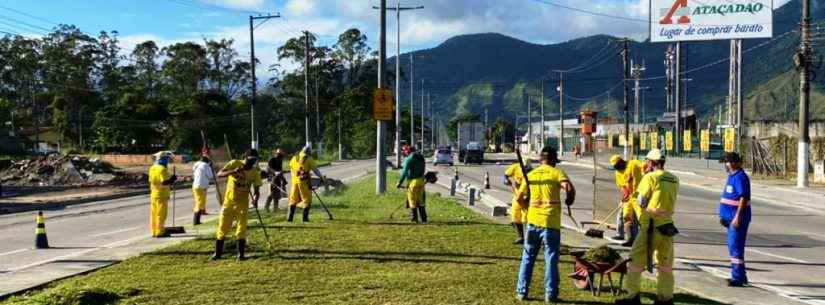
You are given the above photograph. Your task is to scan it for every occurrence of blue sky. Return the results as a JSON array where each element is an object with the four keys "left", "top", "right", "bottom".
[{"left": 0, "top": 0, "right": 792, "bottom": 79}]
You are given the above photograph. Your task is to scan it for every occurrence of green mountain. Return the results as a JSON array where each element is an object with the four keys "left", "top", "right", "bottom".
[{"left": 390, "top": 0, "right": 825, "bottom": 124}]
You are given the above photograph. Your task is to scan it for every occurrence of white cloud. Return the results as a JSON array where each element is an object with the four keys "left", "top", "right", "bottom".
[
  {"left": 199, "top": 0, "right": 264, "bottom": 10},
  {"left": 285, "top": 0, "right": 317, "bottom": 15}
]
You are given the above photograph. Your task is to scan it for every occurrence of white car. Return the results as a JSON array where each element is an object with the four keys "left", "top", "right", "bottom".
[{"left": 433, "top": 148, "right": 454, "bottom": 166}]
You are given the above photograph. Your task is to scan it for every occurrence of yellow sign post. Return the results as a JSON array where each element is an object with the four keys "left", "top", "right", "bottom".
[
  {"left": 373, "top": 89, "right": 394, "bottom": 121},
  {"left": 665, "top": 131, "right": 673, "bottom": 151},
  {"left": 640, "top": 132, "right": 647, "bottom": 150},
  {"left": 700, "top": 129, "right": 710, "bottom": 153},
  {"left": 724, "top": 128, "right": 736, "bottom": 152},
  {"left": 650, "top": 131, "right": 658, "bottom": 150},
  {"left": 683, "top": 130, "right": 692, "bottom": 152},
  {"left": 619, "top": 134, "right": 627, "bottom": 147}
]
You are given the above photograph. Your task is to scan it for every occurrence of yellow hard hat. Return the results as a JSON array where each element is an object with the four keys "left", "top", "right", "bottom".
[
  {"left": 609, "top": 154, "right": 623, "bottom": 167},
  {"left": 646, "top": 149, "right": 664, "bottom": 161}
]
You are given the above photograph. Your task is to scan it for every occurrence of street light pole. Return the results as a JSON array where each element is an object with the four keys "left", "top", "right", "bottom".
[
  {"left": 376, "top": 0, "right": 387, "bottom": 194},
  {"left": 248, "top": 13, "right": 281, "bottom": 150}
]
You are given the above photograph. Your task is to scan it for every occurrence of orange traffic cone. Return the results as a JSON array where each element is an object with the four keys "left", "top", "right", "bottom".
[{"left": 35, "top": 211, "right": 49, "bottom": 249}]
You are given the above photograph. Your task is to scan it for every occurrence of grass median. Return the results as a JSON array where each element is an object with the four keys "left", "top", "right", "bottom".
[{"left": 4, "top": 174, "right": 723, "bottom": 305}]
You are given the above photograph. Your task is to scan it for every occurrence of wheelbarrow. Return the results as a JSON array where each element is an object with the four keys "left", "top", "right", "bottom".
[{"left": 569, "top": 251, "right": 630, "bottom": 296}]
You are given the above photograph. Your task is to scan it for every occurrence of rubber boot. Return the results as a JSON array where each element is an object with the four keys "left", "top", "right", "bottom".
[
  {"left": 287, "top": 206, "right": 296, "bottom": 222},
  {"left": 513, "top": 223, "right": 525, "bottom": 244},
  {"left": 302, "top": 206, "right": 311, "bottom": 222},
  {"left": 264, "top": 196, "right": 272, "bottom": 212},
  {"left": 652, "top": 300, "right": 674, "bottom": 305},
  {"left": 417, "top": 206, "right": 428, "bottom": 223},
  {"left": 193, "top": 211, "right": 201, "bottom": 225},
  {"left": 615, "top": 295, "right": 641, "bottom": 305},
  {"left": 211, "top": 239, "right": 224, "bottom": 260},
  {"left": 621, "top": 223, "right": 636, "bottom": 247},
  {"left": 410, "top": 207, "right": 419, "bottom": 223},
  {"left": 237, "top": 239, "right": 247, "bottom": 261}
]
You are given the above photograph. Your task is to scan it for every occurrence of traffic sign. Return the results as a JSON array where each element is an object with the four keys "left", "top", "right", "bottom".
[
  {"left": 650, "top": 131, "right": 659, "bottom": 150},
  {"left": 608, "top": 132, "right": 613, "bottom": 148},
  {"left": 683, "top": 130, "right": 692, "bottom": 152},
  {"left": 373, "top": 88, "right": 394, "bottom": 121},
  {"left": 666, "top": 131, "right": 673, "bottom": 151}
]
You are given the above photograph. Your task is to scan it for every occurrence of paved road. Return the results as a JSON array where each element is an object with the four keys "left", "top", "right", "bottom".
[
  {"left": 427, "top": 154, "right": 825, "bottom": 305},
  {"left": 0, "top": 159, "right": 374, "bottom": 296}
]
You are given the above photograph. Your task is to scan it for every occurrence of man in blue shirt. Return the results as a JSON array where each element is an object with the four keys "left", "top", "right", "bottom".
[{"left": 718, "top": 152, "right": 751, "bottom": 287}]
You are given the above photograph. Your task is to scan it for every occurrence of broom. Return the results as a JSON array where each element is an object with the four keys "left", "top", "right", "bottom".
[
  {"left": 583, "top": 201, "right": 623, "bottom": 239},
  {"left": 166, "top": 165, "right": 186, "bottom": 235}
]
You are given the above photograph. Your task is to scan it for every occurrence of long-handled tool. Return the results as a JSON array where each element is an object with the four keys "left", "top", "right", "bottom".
[
  {"left": 584, "top": 202, "right": 623, "bottom": 239},
  {"left": 166, "top": 165, "right": 186, "bottom": 234},
  {"left": 311, "top": 187, "right": 334, "bottom": 220},
  {"left": 389, "top": 184, "right": 408, "bottom": 220},
  {"left": 200, "top": 130, "right": 224, "bottom": 211},
  {"left": 566, "top": 204, "right": 582, "bottom": 232},
  {"left": 646, "top": 218, "right": 654, "bottom": 273}
]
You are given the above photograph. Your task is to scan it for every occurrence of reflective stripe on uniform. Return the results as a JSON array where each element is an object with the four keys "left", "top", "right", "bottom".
[
  {"left": 658, "top": 265, "right": 674, "bottom": 273},
  {"left": 646, "top": 207, "right": 673, "bottom": 217},
  {"left": 530, "top": 200, "right": 561, "bottom": 208},
  {"left": 730, "top": 257, "right": 745, "bottom": 264},
  {"left": 720, "top": 198, "right": 742, "bottom": 206}
]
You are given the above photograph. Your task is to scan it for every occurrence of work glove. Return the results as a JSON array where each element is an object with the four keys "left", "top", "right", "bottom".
[{"left": 168, "top": 174, "right": 178, "bottom": 183}]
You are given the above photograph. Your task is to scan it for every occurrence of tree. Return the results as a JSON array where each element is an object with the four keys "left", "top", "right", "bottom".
[
  {"left": 161, "top": 42, "right": 208, "bottom": 103},
  {"left": 204, "top": 38, "right": 251, "bottom": 99},
  {"left": 132, "top": 40, "right": 160, "bottom": 98},
  {"left": 333, "top": 28, "right": 370, "bottom": 87}
]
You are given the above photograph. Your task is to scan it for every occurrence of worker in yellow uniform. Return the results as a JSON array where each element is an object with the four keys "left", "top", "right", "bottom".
[
  {"left": 504, "top": 157, "right": 532, "bottom": 244},
  {"left": 288, "top": 146, "right": 325, "bottom": 222},
  {"left": 609, "top": 154, "right": 645, "bottom": 246},
  {"left": 148, "top": 151, "right": 177, "bottom": 238},
  {"left": 211, "top": 149, "right": 262, "bottom": 261},
  {"left": 515, "top": 147, "right": 575, "bottom": 303},
  {"left": 616, "top": 149, "right": 680, "bottom": 305}
]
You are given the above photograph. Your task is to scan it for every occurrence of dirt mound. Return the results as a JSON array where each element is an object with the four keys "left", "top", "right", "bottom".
[{"left": 0, "top": 155, "right": 147, "bottom": 187}]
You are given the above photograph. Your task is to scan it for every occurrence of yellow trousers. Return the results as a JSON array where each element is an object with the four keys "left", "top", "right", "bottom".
[
  {"left": 289, "top": 179, "right": 312, "bottom": 208},
  {"left": 216, "top": 198, "right": 249, "bottom": 240},
  {"left": 406, "top": 178, "right": 426, "bottom": 208},
  {"left": 192, "top": 187, "right": 207, "bottom": 213},
  {"left": 623, "top": 198, "right": 642, "bottom": 224},
  {"left": 510, "top": 198, "right": 528, "bottom": 224},
  {"left": 149, "top": 195, "right": 168, "bottom": 237},
  {"left": 624, "top": 225, "right": 675, "bottom": 301}
]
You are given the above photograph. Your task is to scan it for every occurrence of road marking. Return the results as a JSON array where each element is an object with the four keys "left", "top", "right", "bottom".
[
  {"left": 0, "top": 249, "right": 27, "bottom": 258},
  {"left": 746, "top": 248, "right": 809, "bottom": 264},
  {"left": 90, "top": 226, "right": 141, "bottom": 237},
  {"left": 6, "top": 235, "right": 148, "bottom": 273}
]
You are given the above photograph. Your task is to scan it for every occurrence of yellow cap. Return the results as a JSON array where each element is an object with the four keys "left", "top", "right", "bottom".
[
  {"left": 609, "top": 154, "right": 623, "bottom": 167},
  {"left": 645, "top": 149, "right": 664, "bottom": 161}
]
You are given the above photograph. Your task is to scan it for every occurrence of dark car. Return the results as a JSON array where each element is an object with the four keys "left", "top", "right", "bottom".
[{"left": 459, "top": 142, "right": 484, "bottom": 165}]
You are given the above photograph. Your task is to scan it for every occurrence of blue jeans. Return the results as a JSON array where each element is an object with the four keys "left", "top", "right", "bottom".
[{"left": 516, "top": 225, "right": 561, "bottom": 299}]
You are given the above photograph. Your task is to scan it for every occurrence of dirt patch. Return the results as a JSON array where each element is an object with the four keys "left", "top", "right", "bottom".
[{"left": 0, "top": 155, "right": 147, "bottom": 188}]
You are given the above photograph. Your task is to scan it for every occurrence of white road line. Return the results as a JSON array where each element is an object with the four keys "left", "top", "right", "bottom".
[
  {"left": 6, "top": 235, "right": 148, "bottom": 273},
  {"left": 0, "top": 249, "right": 27, "bottom": 258},
  {"left": 746, "top": 248, "right": 809, "bottom": 264},
  {"left": 90, "top": 226, "right": 141, "bottom": 237}
]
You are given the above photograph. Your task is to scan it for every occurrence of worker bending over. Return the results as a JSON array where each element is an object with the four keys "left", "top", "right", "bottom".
[
  {"left": 515, "top": 147, "right": 575, "bottom": 303},
  {"left": 288, "top": 146, "right": 325, "bottom": 222},
  {"left": 617, "top": 149, "right": 680, "bottom": 305},
  {"left": 504, "top": 157, "right": 532, "bottom": 244},
  {"left": 211, "top": 149, "right": 262, "bottom": 261},
  {"left": 148, "top": 151, "right": 177, "bottom": 238},
  {"left": 609, "top": 154, "right": 645, "bottom": 246},
  {"left": 397, "top": 146, "right": 428, "bottom": 223}
]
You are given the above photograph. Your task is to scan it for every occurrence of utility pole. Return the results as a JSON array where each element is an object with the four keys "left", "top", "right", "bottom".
[
  {"left": 674, "top": 42, "right": 682, "bottom": 155},
  {"left": 249, "top": 13, "right": 280, "bottom": 149},
  {"left": 797, "top": 0, "right": 812, "bottom": 188},
  {"left": 484, "top": 108, "right": 489, "bottom": 149},
  {"left": 375, "top": 0, "right": 387, "bottom": 194},
  {"left": 420, "top": 79, "right": 424, "bottom": 149},
  {"left": 736, "top": 39, "right": 743, "bottom": 151},
  {"left": 540, "top": 81, "right": 545, "bottom": 151},
  {"left": 410, "top": 53, "right": 414, "bottom": 148},
  {"left": 621, "top": 39, "right": 630, "bottom": 158},
  {"left": 428, "top": 92, "right": 433, "bottom": 150},
  {"left": 527, "top": 94, "right": 532, "bottom": 153},
  {"left": 374, "top": 1, "right": 424, "bottom": 168},
  {"left": 558, "top": 72, "right": 565, "bottom": 156},
  {"left": 632, "top": 61, "right": 645, "bottom": 156},
  {"left": 338, "top": 99, "right": 342, "bottom": 160},
  {"left": 304, "top": 31, "right": 312, "bottom": 149}
]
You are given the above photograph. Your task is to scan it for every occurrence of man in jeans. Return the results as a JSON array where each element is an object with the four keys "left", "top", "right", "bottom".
[{"left": 516, "top": 147, "right": 576, "bottom": 303}]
